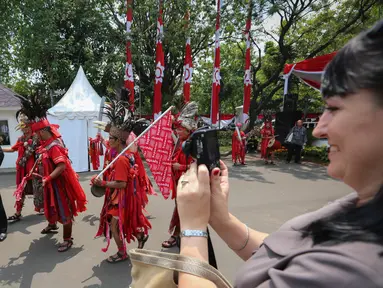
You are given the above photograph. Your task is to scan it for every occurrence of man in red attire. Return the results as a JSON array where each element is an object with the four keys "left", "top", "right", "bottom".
[
  {"left": 260, "top": 118, "right": 276, "bottom": 165},
  {"left": 16, "top": 94, "right": 87, "bottom": 252},
  {"left": 92, "top": 100, "right": 151, "bottom": 263},
  {"left": 162, "top": 102, "right": 197, "bottom": 248},
  {"left": 2, "top": 113, "right": 43, "bottom": 221},
  {"left": 231, "top": 123, "right": 246, "bottom": 166}
]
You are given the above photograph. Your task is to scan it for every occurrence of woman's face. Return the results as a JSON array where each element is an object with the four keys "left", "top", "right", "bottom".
[{"left": 313, "top": 90, "right": 383, "bottom": 184}]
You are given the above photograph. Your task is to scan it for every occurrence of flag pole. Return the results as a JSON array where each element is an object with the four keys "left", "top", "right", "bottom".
[{"left": 96, "top": 106, "right": 174, "bottom": 178}]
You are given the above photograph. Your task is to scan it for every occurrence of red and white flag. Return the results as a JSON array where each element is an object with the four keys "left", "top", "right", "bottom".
[
  {"left": 153, "top": 0, "right": 165, "bottom": 119},
  {"left": 183, "top": 11, "right": 193, "bottom": 103},
  {"left": 124, "top": 0, "right": 135, "bottom": 110},
  {"left": 210, "top": 0, "right": 221, "bottom": 126},
  {"left": 183, "top": 38, "right": 193, "bottom": 103},
  {"left": 138, "top": 109, "right": 173, "bottom": 199},
  {"left": 243, "top": 15, "right": 252, "bottom": 122}
]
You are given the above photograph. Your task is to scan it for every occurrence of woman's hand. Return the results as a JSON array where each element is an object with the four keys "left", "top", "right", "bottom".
[
  {"left": 209, "top": 160, "right": 230, "bottom": 226},
  {"left": 177, "top": 162, "right": 211, "bottom": 230}
]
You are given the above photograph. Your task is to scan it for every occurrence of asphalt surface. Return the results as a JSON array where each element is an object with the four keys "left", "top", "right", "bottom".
[{"left": 0, "top": 155, "right": 352, "bottom": 288}]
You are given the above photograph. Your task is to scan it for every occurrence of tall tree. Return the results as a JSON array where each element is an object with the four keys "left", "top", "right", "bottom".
[{"left": 245, "top": 0, "right": 380, "bottom": 127}]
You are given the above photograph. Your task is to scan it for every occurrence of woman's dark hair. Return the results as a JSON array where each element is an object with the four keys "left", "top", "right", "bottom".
[
  {"left": 321, "top": 19, "right": 383, "bottom": 106},
  {"left": 302, "top": 187, "right": 383, "bottom": 247}
]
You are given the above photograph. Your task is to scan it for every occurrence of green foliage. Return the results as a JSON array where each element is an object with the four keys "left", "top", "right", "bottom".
[
  {"left": 274, "top": 145, "right": 329, "bottom": 163},
  {"left": 191, "top": 43, "right": 246, "bottom": 114},
  {"left": 218, "top": 130, "right": 233, "bottom": 147},
  {"left": 305, "top": 128, "right": 316, "bottom": 147},
  {"left": 0, "top": 0, "right": 381, "bottom": 114},
  {"left": 303, "top": 146, "right": 329, "bottom": 163}
]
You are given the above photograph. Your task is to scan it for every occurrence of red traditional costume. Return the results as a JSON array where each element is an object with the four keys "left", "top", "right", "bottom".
[
  {"left": 100, "top": 138, "right": 114, "bottom": 181},
  {"left": 92, "top": 100, "right": 151, "bottom": 261},
  {"left": 16, "top": 94, "right": 87, "bottom": 252},
  {"left": 37, "top": 138, "right": 87, "bottom": 224},
  {"left": 232, "top": 123, "right": 246, "bottom": 165},
  {"left": 162, "top": 102, "right": 197, "bottom": 248},
  {"left": 4, "top": 112, "right": 43, "bottom": 221},
  {"left": 167, "top": 138, "right": 193, "bottom": 235},
  {"left": 260, "top": 119, "right": 275, "bottom": 164},
  {"left": 95, "top": 151, "right": 151, "bottom": 252}
]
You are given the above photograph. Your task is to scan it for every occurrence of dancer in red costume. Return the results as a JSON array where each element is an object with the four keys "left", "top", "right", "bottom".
[
  {"left": 92, "top": 100, "right": 151, "bottom": 263},
  {"left": 232, "top": 123, "right": 246, "bottom": 166},
  {"left": 260, "top": 117, "right": 275, "bottom": 165},
  {"left": 2, "top": 112, "right": 43, "bottom": 221},
  {"left": 16, "top": 94, "right": 87, "bottom": 252},
  {"left": 162, "top": 102, "right": 197, "bottom": 248},
  {"left": 99, "top": 136, "right": 115, "bottom": 181}
]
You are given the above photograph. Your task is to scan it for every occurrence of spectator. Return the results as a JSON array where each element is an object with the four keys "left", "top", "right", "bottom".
[{"left": 285, "top": 120, "right": 307, "bottom": 164}]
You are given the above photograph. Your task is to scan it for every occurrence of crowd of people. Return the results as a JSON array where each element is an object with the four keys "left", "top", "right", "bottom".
[
  {"left": 231, "top": 116, "right": 307, "bottom": 167},
  {"left": 0, "top": 95, "right": 201, "bottom": 264}
]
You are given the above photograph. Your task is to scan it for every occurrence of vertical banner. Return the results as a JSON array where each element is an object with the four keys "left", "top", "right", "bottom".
[
  {"left": 210, "top": 0, "right": 221, "bottom": 126},
  {"left": 243, "top": 1, "right": 252, "bottom": 123},
  {"left": 183, "top": 11, "right": 193, "bottom": 103},
  {"left": 153, "top": 0, "right": 165, "bottom": 119},
  {"left": 124, "top": 0, "right": 135, "bottom": 110}
]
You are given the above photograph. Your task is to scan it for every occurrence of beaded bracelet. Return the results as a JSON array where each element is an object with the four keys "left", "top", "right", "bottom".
[{"left": 181, "top": 230, "right": 208, "bottom": 238}]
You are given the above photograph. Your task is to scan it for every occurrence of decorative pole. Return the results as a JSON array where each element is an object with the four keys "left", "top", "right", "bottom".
[
  {"left": 210, "top": 0, "right": 221, "bottom": 127},
  {"left": 153, "top": 0, "right": 165, "bottom": 119},
  {"left": 124, "top": 0, "right": 135, "bottom": 111}
]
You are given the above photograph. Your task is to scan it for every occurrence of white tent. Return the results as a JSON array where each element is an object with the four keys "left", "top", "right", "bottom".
[{"left": 48, "top": 66, "right": 106, "bottom": 172}]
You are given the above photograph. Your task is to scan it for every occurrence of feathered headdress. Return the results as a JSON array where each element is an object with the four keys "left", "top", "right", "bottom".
[
  {"left": 94, "top": 99, "right": 141, "bottom": 141},
  {"left": 174, "top": 101, "right": 198, "bottom": 131},
  {"left": 94, "top": 87, "right": 148, "bottom": 141},
  {"left": 14, "top": 93, "right": 61, "bottom": 137}
]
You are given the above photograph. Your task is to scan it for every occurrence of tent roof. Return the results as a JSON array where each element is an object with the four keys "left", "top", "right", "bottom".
[
  {"left": 0, "top": 84, "right": 20, "bottom": 108},
  {"left": 283, "top": 52, "right": 337, "bottom": 90},
  {"left": 48, "top": 66, "right": 102, "bottom": 120}
]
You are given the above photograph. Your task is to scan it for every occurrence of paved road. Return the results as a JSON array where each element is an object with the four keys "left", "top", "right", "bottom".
[{"left": 0, "top": 156, "right": 352, "bottom": 288}]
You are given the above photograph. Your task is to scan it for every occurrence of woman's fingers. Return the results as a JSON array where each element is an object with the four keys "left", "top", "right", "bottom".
[
  {"left": 210, "top": 167, "right": 221, "bottom": 193},
  {"left": 197, "top": 164, "right": 210, "bottom": 194},
  {"left": 219, "top": 160, "right": 228, "bottom": 178},
  {"left": 188, "top": 161, "right": 198, "bottom": 175}
]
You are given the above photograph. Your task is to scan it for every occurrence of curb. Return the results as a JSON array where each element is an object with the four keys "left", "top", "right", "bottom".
[{"left": 0, "top": 168, "right": 17, "bottom": 175}]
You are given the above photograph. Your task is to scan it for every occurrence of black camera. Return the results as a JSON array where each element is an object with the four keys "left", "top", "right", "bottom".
[{"left": 182, "top": 127, "right": 220, "bottom": 172}]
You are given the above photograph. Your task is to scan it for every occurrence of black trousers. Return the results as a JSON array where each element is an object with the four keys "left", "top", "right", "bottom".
[
  {"left": 287, "top": 143, "right": 303, "bottom": 163},
  {"left": 0, "top": 194, "right": 7, "bottom": 234}
]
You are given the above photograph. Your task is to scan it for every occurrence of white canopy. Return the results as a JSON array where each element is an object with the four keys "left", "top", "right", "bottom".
[
  {"left": 47, "top": 67, "right": 106, "bottom": 172},
  {"left": 48, "top": 66, "right": 101, "bottom": 119}
]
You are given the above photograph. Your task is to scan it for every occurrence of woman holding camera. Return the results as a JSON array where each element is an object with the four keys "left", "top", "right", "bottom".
[
  {"left": 162, "top": 102, "right": 197, "bottom": 248},
  {"left": 176, "top": 21, "right": 383, "bottom": 287}
]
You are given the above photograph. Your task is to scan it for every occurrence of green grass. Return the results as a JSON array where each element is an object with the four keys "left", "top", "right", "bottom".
[{"left": 220, "top": 146, "right": 232, "bottom": 153}]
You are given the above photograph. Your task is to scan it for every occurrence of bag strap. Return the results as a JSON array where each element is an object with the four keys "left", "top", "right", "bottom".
[{"left": 129, "top": 249, "right": 233, "bottom": 288}]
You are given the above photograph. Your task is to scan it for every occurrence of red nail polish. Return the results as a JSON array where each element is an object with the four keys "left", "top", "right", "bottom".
[{"left": 213, "top": 170, "right": 220, "bottom": 176}]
